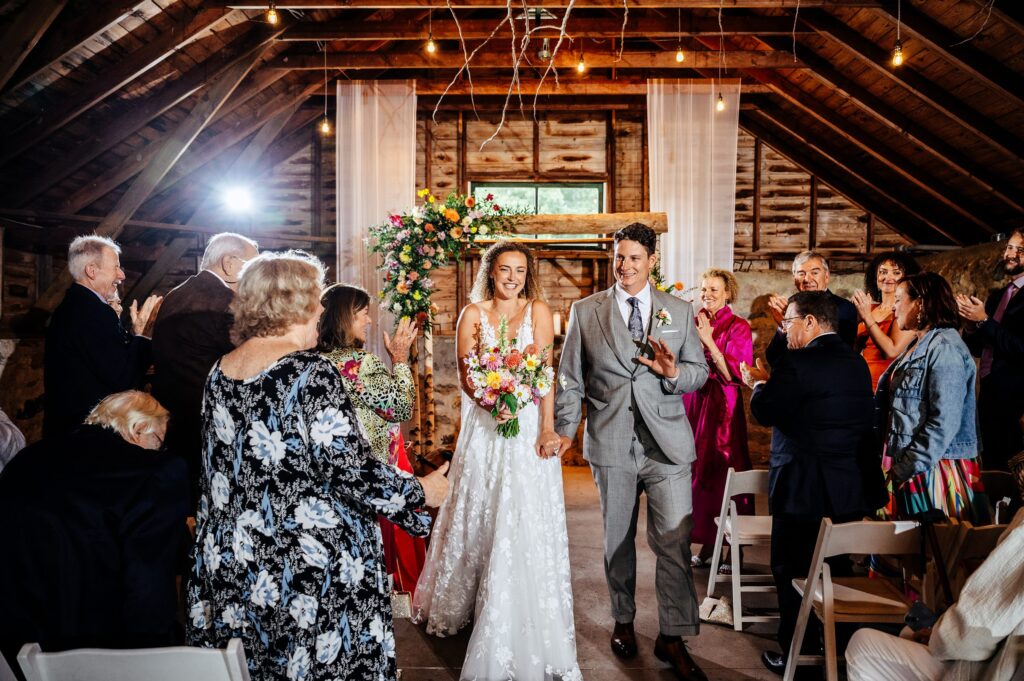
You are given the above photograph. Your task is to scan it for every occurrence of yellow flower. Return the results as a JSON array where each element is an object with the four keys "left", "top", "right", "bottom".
[
  {"left": 417, "top": 188, "right": 430, "bottom": 198},
  {"left": 402, "top": 244, "right": 412, "bottom": 252},
  {"left": 427, "top": 195, "right": 435, "bottom": 204},
  {"left": 470, "top": 226, "right": 477, "bottom": 234},
  {"left": 486, "top": 371, "right": 502, "bottom": 389},
  {"left": 399, "top": 253, "right": 412, "bottom": 264},
  {"left": 412, "top": 291, "right": 422, "bottom": 301}
]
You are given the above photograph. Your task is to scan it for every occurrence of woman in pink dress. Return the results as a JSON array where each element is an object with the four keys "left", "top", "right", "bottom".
[{"left": 683, "top": 268, "right": 754, "bottom": 566}]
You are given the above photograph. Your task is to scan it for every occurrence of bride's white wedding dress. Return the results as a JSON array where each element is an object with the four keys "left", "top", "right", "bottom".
[{"left": 412, "top": 303, "right": 582, "bottom": 681}]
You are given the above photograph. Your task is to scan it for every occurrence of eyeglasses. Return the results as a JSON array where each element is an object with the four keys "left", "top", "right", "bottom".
[{"left": 780, "top": 315, "right": 807, "bottom": 330}]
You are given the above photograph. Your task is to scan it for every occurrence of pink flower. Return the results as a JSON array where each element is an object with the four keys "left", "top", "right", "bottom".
[
  {"left": 389, "top": 214, "right": 403, "bottom": 227},
  {"left": 341, "top": 360, "right": 361, "bottom": 381},
  {"left": 408, "top": 272, "right": 419, "bottom": 282}
]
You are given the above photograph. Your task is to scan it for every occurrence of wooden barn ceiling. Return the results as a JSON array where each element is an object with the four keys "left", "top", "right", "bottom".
[{"left": 0, "top": 0, "right": 1020, "bottom": 269}]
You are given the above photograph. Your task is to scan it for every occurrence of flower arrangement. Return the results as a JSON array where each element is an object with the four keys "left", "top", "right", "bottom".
[
  {"left": 464, "top": 318, "right": 554, "bottom": 438},
  {"left": 368, "top": 189, "right": 526, "bottom": 332},
  {"left": 650, "top": 262, "right": 698, "bottom": 301}
]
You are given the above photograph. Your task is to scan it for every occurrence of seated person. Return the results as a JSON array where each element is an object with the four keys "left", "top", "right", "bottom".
[
  {"left": 0, "top": 391, "right": 188, "bottom": 669},
  {"left": 845, "top": 502, "right": 1024, "bottom": 680}
]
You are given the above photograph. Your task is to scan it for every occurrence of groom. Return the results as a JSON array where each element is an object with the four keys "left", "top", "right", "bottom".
[{"left": 554, "top": 223, "right": 709, "bottom": 680}]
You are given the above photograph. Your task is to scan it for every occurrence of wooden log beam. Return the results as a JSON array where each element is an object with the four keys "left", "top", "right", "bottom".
[
  {"left": 800, "top": 10, "right": 1024, "bottom": 162},
  {"left": 3, "top": 0, "right": 147, "bottom": 96},
  {"left": 739, "top": 114, "right": 947, "bottom": 247},
  {"left": 873, "top": 3, "right": 1024, "bottom": 110},
  {"left": 0, "top": 0, "right": 68, "bottom": 93},
  {"left": 0, "top": 6, "right": 234, "bottom": 167},
  {"left": 270, "top": 49, "right": 802, "bottom": 70},
  {"left": 311, "top": 78, "right": 771, "bottom": 95},
  {"left": 219, "top": 0, "right": 881, "bottom": 8},
  {"left": 123, "top": 236, "right": 196, "bottom": 305},
  {"left": 514, "top": 211, "right": 667, "bottom": 235},
  {"left": 744, "top": 110, "right": 963, "bottom": 245},
  {"left": 9, "top": 34, "right": 288, "bottom": 207},
  {"left": 756, "top": 36, "right": 1024, "bottom": 214},
  {"left": 33, "top": 47, "right": 266, "bottom": 313},
  {"left": 280, "top": 16, "right": 813, "bottom": 41}
]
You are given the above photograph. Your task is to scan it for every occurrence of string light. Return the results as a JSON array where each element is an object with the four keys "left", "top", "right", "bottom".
[
  {"left": 676, "top": 47, "right": 685, "bottom": 63},
  {"left": 716, "top": 92, "right": 725, "bottom": 112},
  {"left": 675, "top": 9, "right": 684, "bottom": 62},
  {"left": 320, "top": 116, "right": 332, "bottom": 135},
  {"left": 266, "top": 1, "right": 279, "bottom": 25},
  {"left": 425, "top": 10, "right": 436, "bottom": 53},
  {"left": 320, "top": 43, "right": 331, "bottom": 136},
  {"left": 426, "top": 34, "right": 437, "bottom": 53},
  {"left": 576, "top": 52, "right": 586, "bottom": 73},
  {"left": 892, "top": 0, "right": 904, "bottom": 66}
]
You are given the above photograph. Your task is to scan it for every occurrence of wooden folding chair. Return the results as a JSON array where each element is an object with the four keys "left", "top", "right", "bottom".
[
  {"left": 784, "top": 519, "right": 922, "bottom": 681},
  {"left": 945, "top": 520, "right": 1007, "bottom": 600},
  {"left": 707, "top": 467, "right": 777, "bottom": 630},
  {"left": 18, "top": 640, "right": 251, "bottom": 681}
]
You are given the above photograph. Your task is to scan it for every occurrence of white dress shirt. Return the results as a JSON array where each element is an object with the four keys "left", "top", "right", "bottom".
[{"left": 614, "top": 282, "right": 652, "bottom": 332}]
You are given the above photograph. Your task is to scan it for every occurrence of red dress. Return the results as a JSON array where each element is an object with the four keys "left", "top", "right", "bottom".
[
  {"left": 856, "top": 305, "right": 897, "bottom": 391},
  {"left": 682, "top": 306, "right": 755, "bottom": 546}
]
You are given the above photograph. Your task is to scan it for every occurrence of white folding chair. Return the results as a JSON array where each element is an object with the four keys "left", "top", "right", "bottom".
[
  {"left": 706, "top": 467, "right": 777, "bottom": 630},
  {"left": 785, "top": 519, "right": 921, "bottom": 681},
  {"left": 18, "top": 640, "right": 250, "bottom": 681},
  {"left": 0, "top": 653, "right": 18, "bottom": 681}
]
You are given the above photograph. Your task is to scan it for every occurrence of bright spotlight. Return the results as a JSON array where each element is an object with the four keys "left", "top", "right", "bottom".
[{"left": 223, "top": 186, "right": 253, "bottom": 213}]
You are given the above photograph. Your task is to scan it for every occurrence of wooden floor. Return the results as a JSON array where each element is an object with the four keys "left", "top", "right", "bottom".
[{"left": 395, "top": 466, "right": 785, "bottom": 680}]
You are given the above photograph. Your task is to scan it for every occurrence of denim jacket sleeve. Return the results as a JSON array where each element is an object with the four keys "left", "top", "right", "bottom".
[{"left": 891, "top": 338, "right": 969, "bottom": 481}]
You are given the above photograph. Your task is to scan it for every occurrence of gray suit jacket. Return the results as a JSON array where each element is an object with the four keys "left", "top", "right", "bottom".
[{"left": 554, "top": 286, "right": 709, "bottom": 466}]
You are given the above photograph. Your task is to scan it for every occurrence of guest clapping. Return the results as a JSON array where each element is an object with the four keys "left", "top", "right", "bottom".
[
  {"left": 185, "top": 252, "right": 449, "bottom": 681},
  {"left": 877, "top": 273, "right": 984, "bottom": 522},
  {"left": 683, "top": 269, "right": 754, "bottom": 567},
  {"left": 0, "top": 391, "right": 188, "bottom": 665},
  {"left": 851, "top": 252, "right": 921, "bottom": 390}
]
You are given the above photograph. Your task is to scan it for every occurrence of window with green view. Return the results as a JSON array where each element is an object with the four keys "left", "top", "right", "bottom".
[{"left": 470, "top": 182, "right": 604, "bottom": 239}]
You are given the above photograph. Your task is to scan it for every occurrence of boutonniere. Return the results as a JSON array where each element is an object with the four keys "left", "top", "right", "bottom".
[{"left": 655, "top": 308, "right": 672, "bottom": 327}]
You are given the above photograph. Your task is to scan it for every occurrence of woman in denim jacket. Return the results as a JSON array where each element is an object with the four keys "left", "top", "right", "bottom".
[{"left": 875, "top": 272, "right": 985, "bottom": 521}]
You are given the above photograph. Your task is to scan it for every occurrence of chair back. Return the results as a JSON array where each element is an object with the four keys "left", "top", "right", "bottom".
[
  {"left": 949, "top": 521, "right": 1006, "bottom": 584},
  {"left": 0, "top": 653, "right": 18, "bottom": 681},
  {"left": 724, "top": 468, "right": 769, "bottom": 498},
  {"left": 816, "top": 519, "right": 921, "bottom": 560},
  {"left": 981, "top": 470, "right": 1022, "bottom": 524},
  {"left": 17, "top": 641, "right": 251, "bottom": 681}
]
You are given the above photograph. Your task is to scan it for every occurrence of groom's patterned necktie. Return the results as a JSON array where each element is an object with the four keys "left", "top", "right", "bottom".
[{"left": 627, "top": 297, "right": 644, "bottom": 341}]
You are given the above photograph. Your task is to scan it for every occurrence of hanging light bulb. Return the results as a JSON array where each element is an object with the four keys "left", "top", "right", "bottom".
[
  {"left": 576, "top": 53, "right": 586, "bottom": 73},
  {"left": 538, "top": 37, "right": 552, "bottom": 62},
  {"left": 319, "top": 44, "right": 330, "bottom": 136},
  {"left": 320, "top": 116, "right": 332, "bottom": 135},
  {"left": 716, "top": 92, "right": 725, "bottom": 112},
  {"left": 892, "top": 38, "right": 904, "bottom": 66},
  {"left": 425, "top": 9, "right": 436, "bottom": 54},
  {"left": 426, "top": 34, "right": 437, "bottom": 53},
  {"left": 266, "top": 2, "right": 279, "bottom": 25},
  {"left": 675, "top": 45, "right": 685, "bottom": 63},
  {"left": 675, "top": 9, "right": 684, "bottom": 63}
]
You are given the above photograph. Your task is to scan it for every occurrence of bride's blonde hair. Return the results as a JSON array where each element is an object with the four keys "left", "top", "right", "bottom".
[{"left": 469, "top": 240, "right": 544, "bottom": 303}]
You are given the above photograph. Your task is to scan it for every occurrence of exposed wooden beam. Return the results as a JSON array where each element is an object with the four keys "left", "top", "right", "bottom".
[
  {"left": 8, "top": 34, "right": 288, "bottom": 207},
  {"left": 33, "top": 47, "right": 267, "bottom": 313},
  {"left": 756, "top": 36, "right": 1024, "bottom": 214},
  {"left": 515, "top": 211, "right": 667, "bottom": 234},
  {"left": 752, "top": 136, "right": 761, "bottom": 252},
  {"left": 800, "top": 10, "right": 1024, "bottom": 162},
  {"left": 123, "top": 236, "right": 196, "bottom": 305},
  {"left": 220, "top": 0, "right": 881, "bottom": 7},
  {"left": 3, "top": 0, "right": 147, "bottom": 96},
  {"left": 0, "top": 6, "right": 234, "bottom": 166},
  {"left": 739, "top": 114, "right": 943, "bottom": 247},
  {"left": 281, "top": 15, "right": 813, "bottom": 41},
  {"left": 808, "top": 174, "right": 818, "bottom": 249},
  {"left": 0, "top": 0, "right": 68, "bottom": 92},
  {"left": 311, "top": 78, "right": 772, "bottom": 95},
  {"left": 745, "top": 109, "right": 963, "bottom": 245},
  {"left": 270, "top": 49, "right": 802, "bottom": 70},
  {"left": 873, "top": 4, "right": 1024, "bottom": 110}
]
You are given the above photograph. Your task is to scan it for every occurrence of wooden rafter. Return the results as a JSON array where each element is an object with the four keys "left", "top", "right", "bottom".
[
  {"left": 800, "top": 10, "right": 1024, "bottom": 161},
  {"left": 3, "top": 0, "right": 148, "bottom": 96},
  {"left": 217, "top": 0, "right": 882, "bottom": 8},
  {"left": 33, "top": 47, "right": 268, "bottom": 312},
  {"left": 0, "top": 6, "right": 235, "bottom": 167},
  {"left": 270, "top": 49, "right": 802, "bottom": 70},
  {"left": 0, "top": 0, "right": 68, "bottom": 93}
]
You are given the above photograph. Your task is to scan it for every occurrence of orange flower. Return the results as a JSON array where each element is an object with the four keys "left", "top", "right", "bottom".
[
  {"left": 444, "top": 208, "right": 460, "bottom": 223},
  {"left": 424, "top": 223, "right": 435, "bottom": 232},
  {"left": 465, "top": 196, "right": 476, "bottom": 208},
  {"left": 673, "top": 281, "right": 684, "bottom": 291},
  {"left": 504, "top": 351, "right": 522, "bottom": 369},
  {"left": 396, "top": 282, "right": 409, "bottom": 294},
  {"left": 423, "top": 261, "right": 433, "bottom": 270},
  {"left": 450, "top": 227, "right": 463, "bottom": 239}
]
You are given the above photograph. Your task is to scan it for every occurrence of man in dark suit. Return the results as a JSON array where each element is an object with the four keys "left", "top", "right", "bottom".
[
  {"left": 43, "top": 236, "right": 161, "bottom": 437},
  {"left": 152, "top": 233, "right": 258, "bottom": 493},
  {"left": 765, "top": 251, "right": 858, "bottom": 365},
  {"left": 958, "top": 228, "right": 1024, "bottom": 472},
  {"left": 742, "top": 291, "right": 877, "bottom": 677}
]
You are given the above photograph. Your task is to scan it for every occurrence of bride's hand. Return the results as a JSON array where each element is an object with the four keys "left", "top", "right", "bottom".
[
  {"left": 493, "top": 402, "right": 514, "bottom": 424},
  {"left": 536, "top": 430, "right": 562, "bottom": 459}
]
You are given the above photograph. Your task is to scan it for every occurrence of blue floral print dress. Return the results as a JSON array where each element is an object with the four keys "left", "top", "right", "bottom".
[{"left": 186, "top": 352, "right": 431, "bottom": 681}]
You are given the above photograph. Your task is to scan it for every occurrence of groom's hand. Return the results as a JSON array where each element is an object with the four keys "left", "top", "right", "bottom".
[
  {"left": 537, "top": 430, "right": 563, "bottom": 459},
  {"left": 635, "top": 337, "right": 679, "bottom": 379}
]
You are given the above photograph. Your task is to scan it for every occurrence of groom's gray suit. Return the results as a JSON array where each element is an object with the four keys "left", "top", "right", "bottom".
[{"left": 555, "top": 284, "right": 708, "bottom": 635}]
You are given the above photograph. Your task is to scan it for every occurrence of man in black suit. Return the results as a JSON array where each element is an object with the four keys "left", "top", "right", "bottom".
[
  {"left": 766, "top": 251, "right": 858, "bottom": 365},
  {"left": 742, "top": 291, "right": 877, "bottom": 677},
  {"left": 152, "top": 233, "right": 258, "bottom": 493},
  {"left": 43, "top": 236, "right": 161, "bottom": 437},
  {"left": 958, "top": 228, "right": 1024, "bottom": 472}
]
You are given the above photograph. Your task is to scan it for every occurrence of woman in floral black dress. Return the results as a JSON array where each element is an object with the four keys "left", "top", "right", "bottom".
[{"left": 186, "top": 251, "right": 449, "bottom": 681}]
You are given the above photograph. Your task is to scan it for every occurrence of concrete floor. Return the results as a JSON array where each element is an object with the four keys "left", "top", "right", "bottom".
[{"left": 396, "top": 466, "right": 785, "bottom": 680}]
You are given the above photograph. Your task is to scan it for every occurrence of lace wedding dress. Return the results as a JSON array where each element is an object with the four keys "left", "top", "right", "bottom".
[{"left": 412, "top": 304, "right": 582, "bottom": 681}]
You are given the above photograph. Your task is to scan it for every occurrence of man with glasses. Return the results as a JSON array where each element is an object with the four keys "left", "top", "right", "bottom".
[
  {"left": 741, "top": 291, "right": 877, "bottom": 678},
  {"left": 151, "top": 233, "right": 259, "bottom": 498},
  {"left": 957, "top": 228, "right": 1024, "bottom": 472}
]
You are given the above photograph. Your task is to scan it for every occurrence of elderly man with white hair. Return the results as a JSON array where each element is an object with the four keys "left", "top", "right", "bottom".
[
  {"left": 151, "top": 232, "right": 258, "bottom": 496},
  {"left": 43, "top": 235, "right": 161, "bottom": 437}
]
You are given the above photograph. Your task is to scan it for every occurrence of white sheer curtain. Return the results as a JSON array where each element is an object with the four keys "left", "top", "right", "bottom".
[
  {"left": 647, "top": 79, "right": 740, "bottom": 287},
  {"left": 336, "top": 80, "right": 417, "bottom": 352}
]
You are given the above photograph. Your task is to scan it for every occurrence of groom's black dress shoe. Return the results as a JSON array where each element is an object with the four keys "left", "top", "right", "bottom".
[
  {"left": 654, "top": 635, "right": 709, "bottom": 681},
  {"left": 610, "top": 621, "right": 638, "bottom": 658}
]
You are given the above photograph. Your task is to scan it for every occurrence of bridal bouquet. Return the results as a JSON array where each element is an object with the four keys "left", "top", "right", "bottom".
[{"left": 464, "top": 318, "right": 554, "bottom": 438}]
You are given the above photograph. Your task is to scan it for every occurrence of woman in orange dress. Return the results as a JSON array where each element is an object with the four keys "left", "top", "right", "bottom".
[{"left": 851, "top": 252, "right": 921, "bottom": 391}]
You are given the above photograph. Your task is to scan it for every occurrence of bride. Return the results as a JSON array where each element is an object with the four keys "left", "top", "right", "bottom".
[{"left": 412, "top": 241, "right": 581, "bottom": 680}]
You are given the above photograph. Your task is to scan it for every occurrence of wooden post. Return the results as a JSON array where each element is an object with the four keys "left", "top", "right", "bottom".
[
  {"left": 607, "top": 111, "right": 617, "bottom": 213},
  {"left": 641, "top": 114, "right": 649, "bottom": 211},
  {"left": 311, "top": 125, "right": 324, "bottom": 238},
  {"left": 752, "top": 137, "right": 762, "bottom": 253},
  {"left": 422, "top": 332, "right": 435, "bottom": 453},
  {"left": 809, "top": 175, "right": 818, "bottom": 250},
  {"left": 866, "top": 213, "right": 876, "bottom": 253},
  {"left": 533, "top": 117, "right": 541, "bottom": 177},
  {"left": 457, "top": 110, "right": 467, "bottom": 193}
]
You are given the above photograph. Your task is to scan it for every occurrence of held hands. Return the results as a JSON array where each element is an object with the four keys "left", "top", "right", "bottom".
[
  {"left": 635, "top": 336, "right": 679, "bottom": 379},
  {"left": 695, "top": 313, "right": 716, "bottom": 348},
  {"left": 130, "top": 294, "right": 163, "bottom": 337},
  {"left": 536, "top": 430, "right": 563, "bottom": 459},
  {"left": 955, "top": 294, "right": 987, "bottom": 323},
  {"left": 384, "top": 317, "right": 419, "bottom": 364},
  {"left": 739, "top": 358, "right": 770, "bottom": 388},
  {"left": 768, "top": 295, "right": 788, "bottom": 327},
  {"left": 418, "top": 461, "right": 451, "bottom": 508}
]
